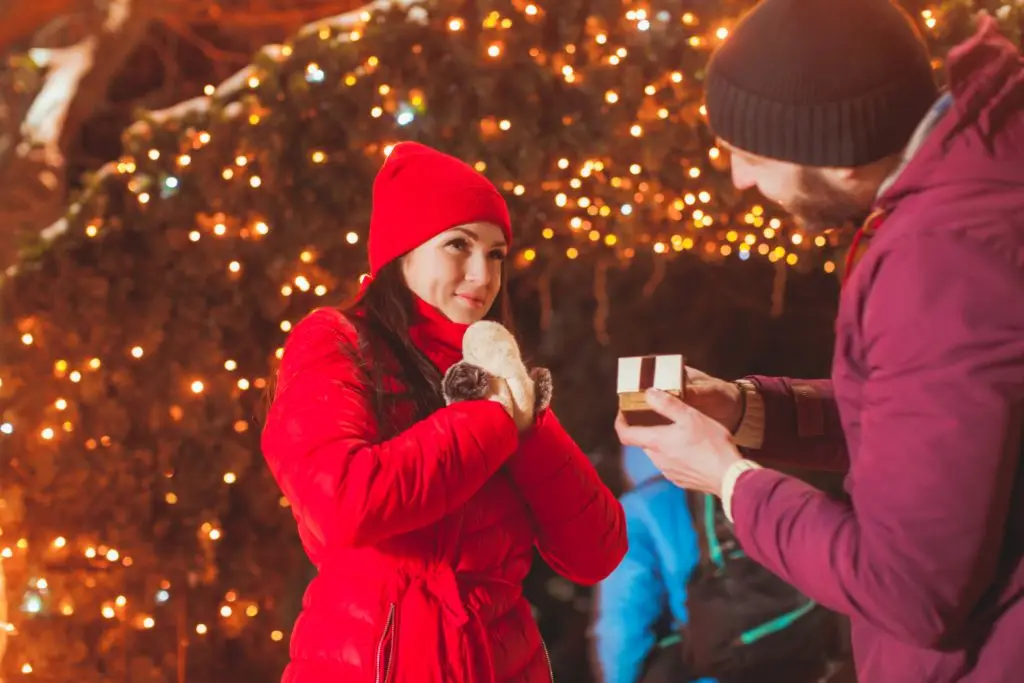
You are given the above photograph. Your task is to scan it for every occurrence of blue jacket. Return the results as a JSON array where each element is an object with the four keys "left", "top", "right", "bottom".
[{"left": 591, "top": 446, "right": 713, "bottom": 682}]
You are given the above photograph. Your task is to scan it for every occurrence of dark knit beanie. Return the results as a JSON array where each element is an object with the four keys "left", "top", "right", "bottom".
[{"left": 705, "top": 0, "right": 940, "bottom": 167}]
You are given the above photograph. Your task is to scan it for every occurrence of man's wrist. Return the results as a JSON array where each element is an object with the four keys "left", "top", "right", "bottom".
[
  {"left": 721, "top": 459, "right": 764, "bottom": 523},
  {"left": 732, "top": 379, "right": 765, "bottom": 450}
]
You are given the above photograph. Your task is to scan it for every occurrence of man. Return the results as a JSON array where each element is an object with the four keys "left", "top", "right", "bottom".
[{"left": 617, "top": 1, "right": 1024, "bottom": 682}]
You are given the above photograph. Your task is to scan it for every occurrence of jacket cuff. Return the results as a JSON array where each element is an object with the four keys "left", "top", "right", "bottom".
[
  {"left": 721, "top": 459, "right": 764, "bottom": 522},
  {"left": 732, "top": 379, "right": 765, "bottom": 449}
]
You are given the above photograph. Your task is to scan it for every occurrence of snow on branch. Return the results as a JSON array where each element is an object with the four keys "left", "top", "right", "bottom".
[
  {"left": 17, "top": 0, "right": 136, "bottom": 169},
  {"left": 29, "top": 0, "right": 426, "bottom": 258},
  {"left": 21, "top": 38, "right": 98, "bottom": 168}
]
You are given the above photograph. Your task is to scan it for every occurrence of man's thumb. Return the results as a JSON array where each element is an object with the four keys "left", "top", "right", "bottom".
[{"left": 645, "top": 389, "right": 694, "bottom": 422}]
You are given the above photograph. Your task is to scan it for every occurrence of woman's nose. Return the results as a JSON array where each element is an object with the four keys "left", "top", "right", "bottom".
[{"left": 465, "top": 253, "right": 493, "bottom": 284}]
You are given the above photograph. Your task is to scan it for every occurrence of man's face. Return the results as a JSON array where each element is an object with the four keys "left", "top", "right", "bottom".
[{"left": 721, "top": 141, "right": 875, "bottom": 232}]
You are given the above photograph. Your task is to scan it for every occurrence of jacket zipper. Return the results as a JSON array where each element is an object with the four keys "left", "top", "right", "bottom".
[
  {"left": 375, "top": 603, "right": 396, "bottom": 683},
  {"left": 541, "top": 637, "right": 554, "bottom": 682}
]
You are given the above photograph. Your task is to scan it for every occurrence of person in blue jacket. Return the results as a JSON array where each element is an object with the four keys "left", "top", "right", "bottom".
[{"left": 590, "top": 445, "right": 714, "bottom": 683}]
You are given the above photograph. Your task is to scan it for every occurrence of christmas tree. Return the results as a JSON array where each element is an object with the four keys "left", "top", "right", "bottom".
[{"left": 1, "top": 1, "right": 1019, "bottom": 681}]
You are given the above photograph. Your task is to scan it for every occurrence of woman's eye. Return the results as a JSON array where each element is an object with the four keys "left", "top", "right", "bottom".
[
  {"left": 489, "top": 250, "right": 507, "bottom": 261},
  {"left": 445, "top": 238, "right": 469, "bottom": 250}
]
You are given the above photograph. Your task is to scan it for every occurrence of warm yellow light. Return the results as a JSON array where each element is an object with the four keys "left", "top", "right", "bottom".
[
  {"left": 311, "top": 150, "right": 326, "bottom": 163},
  {"left": 271, "top": 630, "right": 284, "bottom": 641},
  {"left": 630, "top": 125, "right": 643, "bottom": 137},
  {"left": 165, "top": 492, "right": 178, "bottom": 504},
  {"left": 209, "top": 529, "right": 222, "bottom": 540},
  {"left": 229, "top": 261, "right": 241, "bottom": 273},
  {"left": 53, "top": 536, "right": 67, "bottom": 548},
  {"left": 246, "top": 604, "right": 259, "bottom": 617},
  {"left": 566, "top": 247, "right": 579, "bottom": 259},
  {"left": 143, "top": 617, "right": 155, "bottom": 629},
  {"left": 255, "top": 221, "right": 270, "bottom": 235},
  {"left": 605, "top": 90, "right": 619, "bottom": 104},
  {"left": 191, "top": 381, "right": 204, "bottom": 394},
  {"left": 523, "top": 249, "right": 536, "bottom": 261},
  {"left": 102, "top": 606, "right": 116, "bottom": 619},
  {"left": 448, "top": 17, "right": 463, "bottom": 30},
  {"left": 196, "top": 624, "right": 208, "bottom": 635},
  {"left": 131, "top": 346, "right": 144, "bottom": 358},
  {"left": 40, "top": 427, "right": 54, "bottom": 440},
  {"left": 21, "top": 333, "right": 33, "bottom": 345},
  {"left": 487, "top": 43, "right": 502, "bottom": 58},
  {"left": 249, "top": 176, "right": 262, "bottom": 188},
  {"left": 224, "top": 472, "right": 237, "bottom": 484},
  {"left": 220, "top": 605, "right": 233, "bottom": 618},
  {"left": 69, "top": 371, "right": 82, "bottom": 383},
  {"left": 106, "top": 549, "right": 119, "bottom": 562}
]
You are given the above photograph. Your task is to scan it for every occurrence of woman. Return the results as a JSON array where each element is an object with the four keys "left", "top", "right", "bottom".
[{"left": 261, "top": 141, "right": 628, "bottom": 683}]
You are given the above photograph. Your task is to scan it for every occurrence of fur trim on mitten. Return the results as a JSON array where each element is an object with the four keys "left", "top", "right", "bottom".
[{"left": 442, "top": 362, "right": 515, "bottom": 420}]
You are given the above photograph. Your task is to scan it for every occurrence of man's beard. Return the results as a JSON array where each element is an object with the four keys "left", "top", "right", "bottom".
[{"left": 783, "top": 168, "right": 873, "bottom": 233}]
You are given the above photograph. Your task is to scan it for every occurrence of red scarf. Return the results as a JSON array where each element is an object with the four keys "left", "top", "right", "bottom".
[
  {"left": 408, "top": 297, "right": 467, "bottom": 374},
  {"left": 843, "top": 208, "right": 886, "bottom": 286}
]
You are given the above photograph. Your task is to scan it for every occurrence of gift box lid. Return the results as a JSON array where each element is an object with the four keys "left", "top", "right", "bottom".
[{"left": 617, "top": 354, "right": 685, "bottom": 394}]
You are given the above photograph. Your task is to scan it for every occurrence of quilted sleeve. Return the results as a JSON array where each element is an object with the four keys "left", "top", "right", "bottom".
[
  {"left": 506, "top": 410, "right": 627, "bottom": 585},
  {"left": 261, "top": 308, "right": 519, "bottom": 548}
]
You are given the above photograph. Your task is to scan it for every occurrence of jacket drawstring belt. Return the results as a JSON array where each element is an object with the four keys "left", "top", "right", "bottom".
[{"left": 405, "top": 565, "right": 496, "bottom": 683}]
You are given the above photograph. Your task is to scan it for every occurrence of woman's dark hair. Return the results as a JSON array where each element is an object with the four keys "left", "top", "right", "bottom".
[{"left": 341, "top": 258, "right": 513, "bottom": 437}]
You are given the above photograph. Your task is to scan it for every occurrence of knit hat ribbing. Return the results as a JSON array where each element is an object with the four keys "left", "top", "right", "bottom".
[{"left": 705, "top": 0, "right": 940, "bottom": 167}]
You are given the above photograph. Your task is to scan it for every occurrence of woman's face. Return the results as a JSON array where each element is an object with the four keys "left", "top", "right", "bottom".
[{"left": 402, "top": 222, "right": 508, "bottom": 324}]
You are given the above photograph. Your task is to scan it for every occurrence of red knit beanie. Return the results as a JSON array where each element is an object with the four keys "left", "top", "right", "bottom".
[{"left": 367, "top": 142, "right": 512, "bottom": 277}]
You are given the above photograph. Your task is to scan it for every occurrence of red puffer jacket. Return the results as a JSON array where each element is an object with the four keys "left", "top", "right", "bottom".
[{"left": 261, "top": 304, "right": 627, "bottom": 683}]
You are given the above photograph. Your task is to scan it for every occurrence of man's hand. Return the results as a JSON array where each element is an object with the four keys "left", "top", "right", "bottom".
[
  {"left": 684, "top": 367, "right": 745, "bottom": 432},
  {"left": 615, "top": 389, "right": 743, "bottom": 497}
]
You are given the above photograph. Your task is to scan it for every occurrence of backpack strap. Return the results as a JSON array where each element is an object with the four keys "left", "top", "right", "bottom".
[
  {"left": 739, "top": 600, "right": 819, "bottom": 645},
  {"left": 701, "top": 494, "right": 819, "bottom": 646},
  {"left": 702, "top": 493, "right": 746, "bottom": 567},
  {"left": 703, "top": 492, "right": 725, "bottom": 568}
]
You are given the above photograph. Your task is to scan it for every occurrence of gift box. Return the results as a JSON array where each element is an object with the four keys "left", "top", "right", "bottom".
[{"left": 617, "top": 354, "right": 686, "bottom": 426}]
